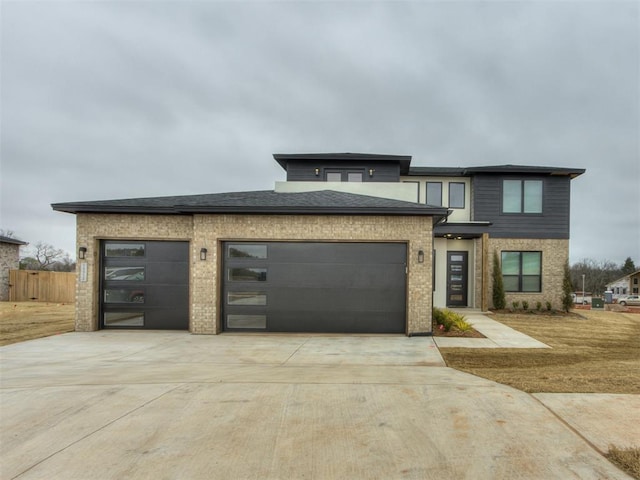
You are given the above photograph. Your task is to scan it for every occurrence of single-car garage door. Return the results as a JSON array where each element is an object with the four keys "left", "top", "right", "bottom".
[
  {"left": 222, "top": 242, "right": 406, "bottom": 333},
  {"left": 100, "top": 240, "right": 189, "bottom": 330}
]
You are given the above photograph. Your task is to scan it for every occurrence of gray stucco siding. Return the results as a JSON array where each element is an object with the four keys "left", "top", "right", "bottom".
[{"left": 472, "top": 174, "right": 572, "bottom": 239}]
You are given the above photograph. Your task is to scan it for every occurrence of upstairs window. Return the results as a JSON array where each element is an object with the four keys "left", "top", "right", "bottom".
[
  {"left": 426, "top": 182, "right": 442, "bottom": 206},
  {"left": 503, "top": 180, "right": 543, "bottom": 213},
  {"left": 449, "top": 182, "right": 465, "bottom": 209},
  {"left": 325, "top": 170, "right": 363, "bottom": 182}
]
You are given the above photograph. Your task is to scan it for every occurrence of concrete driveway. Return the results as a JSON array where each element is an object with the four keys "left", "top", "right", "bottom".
[{"left": 0, "top": 332, "right": 631, "bottom": 479}]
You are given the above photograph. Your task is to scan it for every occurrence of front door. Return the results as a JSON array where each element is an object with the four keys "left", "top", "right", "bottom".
[{"left": 446, "top": 251, "right": 468, "bottom": 307}]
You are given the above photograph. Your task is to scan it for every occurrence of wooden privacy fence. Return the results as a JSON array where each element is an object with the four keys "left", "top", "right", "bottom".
[{"left": 9, "top": 270, "right": 76, "bottom": 303}]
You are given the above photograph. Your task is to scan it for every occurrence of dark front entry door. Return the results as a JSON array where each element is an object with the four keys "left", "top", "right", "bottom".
[{"left": 446, "top": 251, "right": 468, "bottom": 307}]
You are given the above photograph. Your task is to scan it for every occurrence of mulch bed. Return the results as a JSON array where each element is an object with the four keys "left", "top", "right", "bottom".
[{"left": 431, "top": 325, "right": 486, "bottom": 338}]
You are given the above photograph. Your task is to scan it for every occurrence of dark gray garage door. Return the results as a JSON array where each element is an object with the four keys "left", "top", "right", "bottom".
[
  {"left": 100, "top": 241, "right": 189, "bottom": 330},
  {"left": 222, "top": 242, "right": 406, "bottom": 333}
]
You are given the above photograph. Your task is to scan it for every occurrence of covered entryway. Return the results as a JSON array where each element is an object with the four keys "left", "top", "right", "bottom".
[
  {"left": 100, "top": 241, "right": 189, "bottom": 329},
  {"left": 222, "top": 242, "right": 407, "bottom": 333}
]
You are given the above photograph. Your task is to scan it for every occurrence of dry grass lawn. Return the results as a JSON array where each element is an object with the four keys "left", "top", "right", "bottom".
[
  {"left": 440, "top": 309, "right": 640, "bottom": 393},
  {"left": 0, "top": 301, "right": 75, "bottom": 346}
]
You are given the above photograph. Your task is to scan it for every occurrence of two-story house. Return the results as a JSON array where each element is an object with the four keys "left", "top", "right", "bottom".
[{"left": 52, "top": 153, "right": 584, "bottom": 335}]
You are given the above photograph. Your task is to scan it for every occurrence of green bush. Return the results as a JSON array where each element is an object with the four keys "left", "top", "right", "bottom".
[
  {"left": 512, "top": 301, "right": 520, "bottom": 310},
  {"left": 546, "top": 301, "right": 552, "bottom": 311},
  {"left": 536, "top": 301, "right": 542, "bottom": 311},
  {"left": 522, "top": 301, "right": 529, "bottom": 311},
  {"left": 561, "top": 261, "right": 574, "bottom": 313},
  {"left": 433, "top": 308, "right": 472, "bottom": 332},
  {"left": 492, "top": 251, "right": 506, "bottom": 310}
]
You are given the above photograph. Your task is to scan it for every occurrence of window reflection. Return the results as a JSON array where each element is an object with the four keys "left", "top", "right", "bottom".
[
  {"left": 228, "top": 245, "right": 267, "bottom": 259},
  {"left": 105, "top": 267, "right": 145, "bottom": 281},
  {"left": 104, "top": 289, "right": 145, "bottom": 304},
  {"left": 227, "top": 315, "right": 266, "bottom": 329},
  {"left": 228, "top": 268, "right": 267, "bottom": 281},
  {"left": 104, "top": 312, "right": 144, "bottom": 327},
  {"left": 227, "top": 292, "right": 267, "bottom": 306},
  {"left": 105, "top": 243, "right": 145, "bottom": 257}
]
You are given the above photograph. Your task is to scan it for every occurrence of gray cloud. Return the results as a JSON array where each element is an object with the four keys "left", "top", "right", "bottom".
[{"left": 1, "top": 1, "right": 638, "bottom": 263}]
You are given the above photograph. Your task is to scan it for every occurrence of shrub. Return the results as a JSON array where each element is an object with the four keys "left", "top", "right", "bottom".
[
  {"left": 492, "top": 251, "right": 506, "bottom": 310},
  {"left": 561, "top": 260, "right": 574, "bottom": 313},
  {"left": 522, "top": 301, "right": 529, "bottom": 311},
  {"left": 546, "top": 301, "right": 552, "bottom": 311},
  {"left": 433, "top": 308, "right": 472, "bottom": 332},
  {"left": 512, "top": 301, "right": 520, "bottom": 310},
  {"left": 536, "top": 301, "right": 542, "bottom": 311}
]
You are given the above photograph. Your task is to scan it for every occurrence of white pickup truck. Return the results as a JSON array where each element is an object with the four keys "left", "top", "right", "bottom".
[{"left": 572, "top": 292, "right": 592, "bottom": 305}]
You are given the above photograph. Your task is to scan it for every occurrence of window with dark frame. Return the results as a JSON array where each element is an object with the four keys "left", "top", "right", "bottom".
[
  {"left": 449, "top": 182, "right": 465, "bottom": 209},
  {"left": 501, "top": 251, "right": 542, "bottom": 292},
  {"left": 503, "top": 180, "right": 543, "bottom": 214},
  {"left": 426, "top": 182, "right": 442, "bottom": 206},
  {"left": 325, "top": 170, "right": 365, "bottom": 182}
]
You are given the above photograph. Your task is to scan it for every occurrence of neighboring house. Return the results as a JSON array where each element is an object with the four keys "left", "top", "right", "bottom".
[
  {"left": 52, "top": 153, "right": 584, "bottom": 335},
  {"left": 0, "top": 235, "right": 28, "bottom": 301},
  {"left": 606, "top": 270, "right": 640, "bottom": 298}
]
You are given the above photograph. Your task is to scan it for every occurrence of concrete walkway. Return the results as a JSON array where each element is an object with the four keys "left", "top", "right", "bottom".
[
  {"left": 433, "top": 309, "right": 551, "bottom": 348},
  {"left": 1, "top": 332, "right": 635, "bottom": 479}
]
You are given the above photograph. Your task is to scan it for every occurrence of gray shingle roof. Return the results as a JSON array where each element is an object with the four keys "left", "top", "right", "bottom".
[
  {"left": 52, "top": 189, "right": 449, "bottom": 218},
  {"left": 0, "top": 235, "right": 28, "bottom": 245},
  {"left": 408, "top": 164, "right": 585, "bottom": 178}
]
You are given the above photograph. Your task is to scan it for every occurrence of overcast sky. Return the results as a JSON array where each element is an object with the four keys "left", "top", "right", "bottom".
[{"left": 1, "top": 1, "right": 638, "bottom": 264}]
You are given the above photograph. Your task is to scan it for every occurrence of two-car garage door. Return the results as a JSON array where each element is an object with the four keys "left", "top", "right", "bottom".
[
  {"left": 222, "top": 242, "right": 407, "bottom": 333},
  {"left": 100, "top": 240, "right": 407, "bottom": 333}
]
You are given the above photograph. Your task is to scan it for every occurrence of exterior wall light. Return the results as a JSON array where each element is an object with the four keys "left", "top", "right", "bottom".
[
  {"left": 200, "top": 248, "right": 208, "bottom": 261},
  {"left": 369, "top": 168, "right": 375, "bottom": 177},
  {"left": 418, "top": 250, "right": 424, "bottom": 263},
  {"left": 78, "top": 247, "right": 87, "bottom": 260},
  {"left": 315, "top": 168, "right": 320, "bottom": 176}
]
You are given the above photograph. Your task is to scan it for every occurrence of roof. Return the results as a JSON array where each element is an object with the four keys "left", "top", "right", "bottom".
[
  {"left": 408, "top": 164, "right": 585, "bottom": 178},
  {"left": 0, "top": 235, "right": 28, "bottom": 246},
  {"left": 606, "top": 269, "right": 640, "bottom": 285},
  {"left": 52, "top": 189, "right": 449, "bottom": 219},
  {"left": 274, "top": 153, "right": 413, "bottom": 175}
]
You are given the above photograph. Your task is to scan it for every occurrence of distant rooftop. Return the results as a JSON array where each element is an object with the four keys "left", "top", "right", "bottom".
[{"left": 408, "top": 164, "right": 585, "bottom": 178}]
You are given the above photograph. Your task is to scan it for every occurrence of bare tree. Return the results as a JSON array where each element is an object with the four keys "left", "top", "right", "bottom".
[
  {"left": 31, "top": 242, "right": 66, "bottom": 271},
  {"left": 0, "top": 229, "right": 16, "bottom": 238}
]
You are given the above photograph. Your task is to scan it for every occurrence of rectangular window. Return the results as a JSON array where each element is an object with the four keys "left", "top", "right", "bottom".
[
  {"left": 326, "top": 172, "right": 342, "bottom": 182},
  {"left": 426, "top": 182, "right": 442, "bottom": 206},
  {"left": 347, "top": 172, "right": 363, "bottom": 182},
  {"left": 501, "top": 251, "right": 542, "bottom": 292},
  {"left": 228, "top": 244, "right": 267, "bottom": 259},
  {"left": 503, "top": 180, "right": 543, "bottom": 213},
  {"left": 104, "top": 289, "right": 145, "bottom": 304},
  {"left": 449, "top": 182, "right": 465, "bottom": 208},
  {"left": 105, "top": 243, "right": 145, "bottom": 257},
  {"left": 104, "top": 312, "right": 144, "bottom": 327},
  {"left": 105, "top": 266, "right": 145, "bottom": 281},
  {"left": 227, "top": 314, "right": 267, "bottom": 329},
  {"left": 228, "top": 268, "right": 267, "bottom": 282},
  {"left": 227, "top": 292, "right": 267, "bottom": 306}
]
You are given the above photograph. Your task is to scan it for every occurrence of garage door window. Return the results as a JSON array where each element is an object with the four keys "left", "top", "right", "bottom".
[
  {"left": 105, "top": 243, "right": 145, "bottom": 257},
  {"left": 104, "top": 312, "right": 144, "bottom": 327},
  {"left": 228, "top": 268, "right": 267, "bottom": 281},
  {"left": 105, "top": 266, "right": 145, "bottom": 281},
  {"left": 227, "top": 314, "right": 267, "bottom": 329},
  {"left": 227, "top": 292, "right": 267, "bottom": 306},
  {"left": 104, "top": 288, "right": 145, "bottom": 304},
  {"left": 228, "top": 244, "right": 267, "bottom": 259}
]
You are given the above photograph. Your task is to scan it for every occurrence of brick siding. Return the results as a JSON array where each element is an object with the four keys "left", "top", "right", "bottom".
[{"left": 76, "top": 213, "right": 434, "bottom": 335}]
